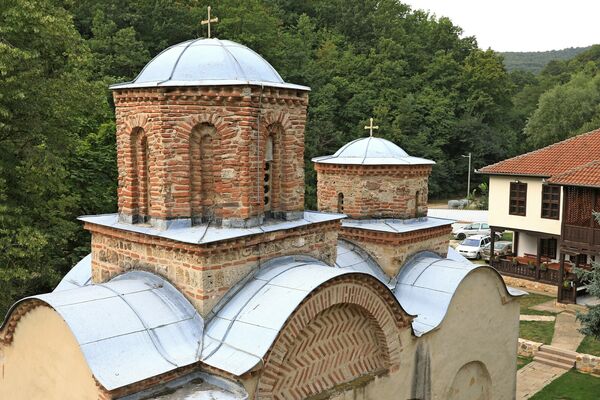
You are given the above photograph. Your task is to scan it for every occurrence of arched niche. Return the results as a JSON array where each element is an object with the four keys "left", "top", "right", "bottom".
[
  {"left": 189, "top": 123, "right": 219, "bottom": 223},
  {"left": 130, "top": 127, "right": 151, "bottom": 222},
  {"left": 447, "top": 361, "right": 492, "bottom": 400}
]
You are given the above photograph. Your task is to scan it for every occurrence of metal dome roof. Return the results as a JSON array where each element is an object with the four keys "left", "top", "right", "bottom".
[
  {"left": 110, "top": 38, "right": 309, "bottom": 91},
  {"left": 312, "top": 136, "right": 435, "bottom": 166}
]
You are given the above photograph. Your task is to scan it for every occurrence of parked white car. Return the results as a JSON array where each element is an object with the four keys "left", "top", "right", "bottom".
[
  {"left": 452, "top": 222, "right": 500, "bottom": 240},
  {"left": 456, "top": 235, "right": 491, "bottom": 260}
]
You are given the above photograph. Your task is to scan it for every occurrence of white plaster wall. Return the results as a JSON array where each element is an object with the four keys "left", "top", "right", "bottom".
[
  {"left": 488, "top": 175, "right": 562, "bottom": 235},
  {"left": 0, "top": 306, "right": 99, "bottom": 400},
  {"left": 518, "top": 232, "right": 538, "bottom": 257}
]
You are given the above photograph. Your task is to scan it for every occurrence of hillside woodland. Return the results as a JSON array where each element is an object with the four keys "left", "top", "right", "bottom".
[
  {"left": 501, "top": 47, "right": 591, "bottom": 73},
  {"left": 1, "top": 0, "right": 599, "bottom": 315}
]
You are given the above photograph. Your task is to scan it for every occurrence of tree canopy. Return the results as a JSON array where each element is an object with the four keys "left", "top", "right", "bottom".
[{"left": 0, "top": 0, "right": 598, "bottom": 316}]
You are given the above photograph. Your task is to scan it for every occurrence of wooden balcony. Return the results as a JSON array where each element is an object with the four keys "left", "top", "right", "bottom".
[
  {"left": 491, "top": 257, "right": 561, "bottom": 285},
  {"left": 562, "top": 224, "right": 600, "bottom": 251}
]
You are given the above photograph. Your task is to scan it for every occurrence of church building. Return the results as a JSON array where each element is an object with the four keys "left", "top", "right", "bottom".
[{"left": 0, "top": 35, "right": 523, "bottom": 400}]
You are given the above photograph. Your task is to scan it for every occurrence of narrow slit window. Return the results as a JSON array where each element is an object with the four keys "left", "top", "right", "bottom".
[
  {"left": 264, "top": 136, "right": 273, "bottom": 211},
  {"left": 337, "top": 193, "right": 344, "bottom": 213}
]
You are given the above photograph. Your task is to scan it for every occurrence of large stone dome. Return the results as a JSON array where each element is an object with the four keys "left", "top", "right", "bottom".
[
  {"left": 110, "top": 38, "right": 309, "bottom": 90},
  {"left": 312, "top": 137, "right": 435, "bottom": 165}
]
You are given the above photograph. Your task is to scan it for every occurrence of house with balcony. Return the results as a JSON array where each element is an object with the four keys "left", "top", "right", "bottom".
[{"left": 477, "top": 128, "right": 600, "bottom": 303}]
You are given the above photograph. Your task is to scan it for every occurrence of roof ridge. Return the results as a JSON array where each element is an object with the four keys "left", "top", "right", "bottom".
[{"left": 478, "top": 127, "right": 600, "bottom": 174}]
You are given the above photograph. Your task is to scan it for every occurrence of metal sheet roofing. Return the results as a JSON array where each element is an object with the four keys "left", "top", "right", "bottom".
[
  {"left": 335, "top": 240, "right": 394, "bottom": 287},
  {"left": 342, "top": 216, "right": 452, "bottom": 234},
  {"left": 477, "top": 127, "right": 600, "bottom": 177},
  {"left": 79, "top": 211, "right": 344, "bottom": 245},
  {"left": 6, "top": 271, "right": 204, "bottom": 391},
  {"left": 393, "top": 252, "right": 524, "bottom": 336},
  {"left": 54, "top": 254, "right": 92, "bottom": 291},
  {"left": 110, "top": 38, "right": 309, "bottom": 91},
  {"left": 201, "top": 256, "right": 355, "bottom": 376},
  {"left": 312, "top": 137, "right": 435, "bottom": 166}
]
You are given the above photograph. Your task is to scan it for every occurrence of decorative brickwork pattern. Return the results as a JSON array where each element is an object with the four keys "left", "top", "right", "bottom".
[
  {"left": 341, "top": 225, "right": 451, "bottom": 276},
  {"left": 113, "top": 86, "right": 308, "bottom": 227},
  {"left": 86, "top": 220, "right": 340, "bottom": 316},
  {"left": 315, "top": 163, "right": 431, "bottom": 219},
  {"left": 256, "top": 275, "right": 410, "bottom": 399}
]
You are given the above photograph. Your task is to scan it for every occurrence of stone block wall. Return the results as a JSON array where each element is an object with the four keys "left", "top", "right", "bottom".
[
  {"left": 340, "top": 224, "right": 451, "bottom": 277},
  {"left": 113, "top": 85, "right": 308, "bottom": 228},
  {"left": 576, "top": 353, "right": 600, "bottom": 376},
  {"left": 501, "top": 275, "right": 558, "bottom": 296},
  {"left": 314, "top": 163, "right": 431, "bottom": 219},
  {"left": 86, "top": 220, "right": 339, "bottom": 316},
  {"left": 517, "top": 338, "right": 542, "bottom": 358}
]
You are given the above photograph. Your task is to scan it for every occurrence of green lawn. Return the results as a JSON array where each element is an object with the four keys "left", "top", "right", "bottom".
[
  {"left": 501, "top": 231, "right": 513, "bottom": 241},
  {"left": 577, "top": 335, "right": 600, "bottom": 357},
  {"left": 529, "top": 370, "right": 600, "bottom": 399},
  {"left": 518, "top": 356, "right": 533, "bottom": 370},
  {"left": 520, "top": 293, "right": 557, "bottom": 316},
  {"left": 520, "top": 321, "right": 555, "bottom": 345}
]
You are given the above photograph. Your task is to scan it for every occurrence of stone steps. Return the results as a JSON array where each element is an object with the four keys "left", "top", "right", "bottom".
[{"left": 533, "top": 345, "right": 577, "bottom": 370}]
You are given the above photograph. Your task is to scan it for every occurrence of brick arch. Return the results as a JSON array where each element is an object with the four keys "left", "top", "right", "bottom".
[
  {"left": 262, "top": 111, "right": 292, "bottom": 132},
  {"left": 256, "top": 274, "right": 410, "bottom": 400},
  {"left": 179, "top": 113, "right": 235, "bottom": 139},
  {"left": 122, "top": 113, "right": 152, "bottom": 134}
]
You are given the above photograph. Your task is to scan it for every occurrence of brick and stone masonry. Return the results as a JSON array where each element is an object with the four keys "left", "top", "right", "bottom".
[
  {"left": 341, "top": 225, "right": 451, "bottom": 277},
  {"left": 86, "top": 219, "right": 339, "bottom": 316},
  {"left": 315, "top": 163, "right": 431, "bottom": 220},
  {"left": 113, "top": 85, "right": 308, "bottom": 228}
]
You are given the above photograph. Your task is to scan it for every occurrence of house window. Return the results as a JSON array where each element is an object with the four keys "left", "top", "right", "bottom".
[
  {"left": 541, "top": 185, "right": 560, "bottom": 220},
  {"left": 509, "top": 182, "right": 527, "bottom": 216},
  {"left": 540, "top": 238, "right": 557, "bottom": 259}
]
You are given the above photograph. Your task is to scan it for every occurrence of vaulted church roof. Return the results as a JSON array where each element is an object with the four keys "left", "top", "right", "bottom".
[
  {"left": 2, "top": 271, "right": 204, "bottom": 391},
  {"left": 110, "top": 38, "right": 309, "bottom": 91},
  {"left": 312, "top": 137, "right": 435, "bottom": 166}
]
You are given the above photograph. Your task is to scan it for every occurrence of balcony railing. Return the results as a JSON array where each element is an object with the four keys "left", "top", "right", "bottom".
[
  {"left": 563, "top": 224, "right": 600, "bottom": 248},
  {"left": 491, "top": 258, "right": 561, "bottom": 285}
]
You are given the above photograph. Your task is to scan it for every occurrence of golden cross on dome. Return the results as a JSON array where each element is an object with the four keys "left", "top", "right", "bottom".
[
  {"left": 364, "top": 118, "right": 379, "bottom": 137},
  {"left": 201, "top": 6, "right": 219, "bottom": 38}
]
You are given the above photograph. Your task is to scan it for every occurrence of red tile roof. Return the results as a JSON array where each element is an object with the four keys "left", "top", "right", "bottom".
[
  {"left": 477, "top": 128, "right": 600, "bottom": 178},
  {"left": 547, "top": 160, "right": 600, "bottom": 188}
]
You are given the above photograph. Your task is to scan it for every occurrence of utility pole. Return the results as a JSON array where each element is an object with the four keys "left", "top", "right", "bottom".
[{"left": 462, "top": 153, "right": 472, "bottom": 200}]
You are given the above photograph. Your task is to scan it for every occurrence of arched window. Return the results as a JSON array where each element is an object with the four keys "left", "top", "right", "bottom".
[
  {"left": 190, "top": 124, "right": 218, "bottom": 223},
  {"left": 131, "top": 128, "right": 150, "bottom": 222},
  {"left": 337, "top": 193, "right": 345, "bottom": 213}
]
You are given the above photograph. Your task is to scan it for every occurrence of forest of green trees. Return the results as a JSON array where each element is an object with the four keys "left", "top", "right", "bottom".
[
  {"left": 1, "top": 0, "right": 600, "bottom": 315},
  {"left": 501, "top": 46, "right": 591, "bottom": 73}
]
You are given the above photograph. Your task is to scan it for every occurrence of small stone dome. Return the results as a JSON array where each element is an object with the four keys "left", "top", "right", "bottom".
[
  {"left": 110, "top": 38, "right": 309, "bottom": 91},
  {"left": 312, "top": 137, "right": 435, "bottom": 165}
]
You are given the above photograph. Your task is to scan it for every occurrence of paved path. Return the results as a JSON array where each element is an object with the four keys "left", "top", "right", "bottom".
[
  {"left": 520, "top": 315, "right": 556, "bottom": 322},
  {"left": 516, "top": 311, "right": 586, "bottom": 399},
  {"left": 551, "top": 312, "right": 585, "bottom": 351},
  {"left": 516, "top": 362, "right": 567, "bottom": 400}
]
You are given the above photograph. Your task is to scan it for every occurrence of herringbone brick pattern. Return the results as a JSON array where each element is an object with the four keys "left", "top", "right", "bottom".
[
  {"left": 272, "top": 304, "right": 385, "bottom": 399},
  {"left": 257, "top": 275, "right": 409, "bottom": 399}
]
